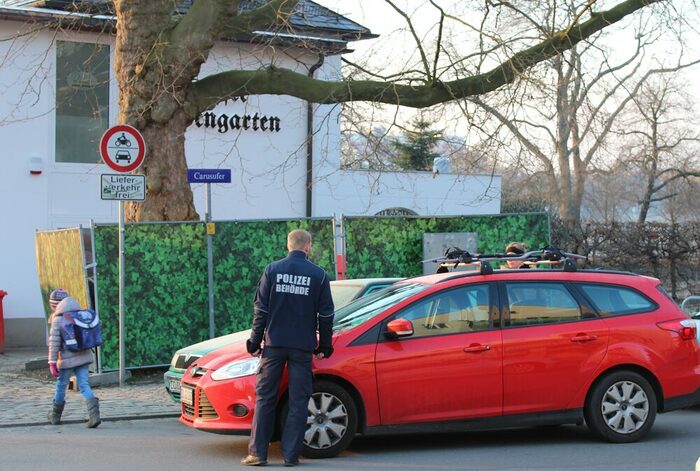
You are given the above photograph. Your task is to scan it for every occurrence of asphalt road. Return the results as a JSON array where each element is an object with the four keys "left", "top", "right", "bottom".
[{"left": 3, "top": 408, "right": 700, "bottom": 471}]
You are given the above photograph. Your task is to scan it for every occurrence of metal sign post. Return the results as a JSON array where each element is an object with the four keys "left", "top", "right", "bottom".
[
  {"left": 118, "top": 200, "right": 126, "bottom": 386},
  {"left": 100, "top": 125, "right": 146, "bottom": 387},
  {"left": 205, "top": 183, "right": 215, "bottom": 339},
  {"left": 333, "top": 213, "right": 347, "bottom": 280},
  {"left": 187, "top": 169, "right": 232, "bottom": 339}
]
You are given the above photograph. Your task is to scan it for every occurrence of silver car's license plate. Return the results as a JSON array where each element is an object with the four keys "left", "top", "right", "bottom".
[
  {"left": 168, "top": 378, "right": 181, "bottom": 394},
  {"left": 181, "top": 386, "right": 194, "bottom": 406}
]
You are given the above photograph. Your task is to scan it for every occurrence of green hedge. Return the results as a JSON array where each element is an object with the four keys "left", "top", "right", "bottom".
[
  {"left": 211, "top": 219, "right": 335, "bottom": 336},
  {"left": 94, "top": 219, "right": 334, "bottom": 369},
  {"left": 94, "top": 223, "right": 209, "bottom": 368},
  {"left": 345, "top": 213, "right": 550, "bottom": 278}
]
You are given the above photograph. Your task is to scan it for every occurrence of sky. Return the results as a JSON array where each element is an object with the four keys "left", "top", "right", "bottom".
[
  {"left": 314, "top": 1, "right": 700, "bottom": 69},
  {"left": 313, "top": 1, "right": 700, "bottom": 139},
  {"left": 314, "top": 1, "right": 451, "bottom": 79},
  {"left": 312, "top": 1, "right": 482, "bottom": 136}
]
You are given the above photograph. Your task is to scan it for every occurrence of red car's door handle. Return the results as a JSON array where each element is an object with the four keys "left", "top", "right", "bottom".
[
  {"left": 571, "top": 334, "right": 598, "bottom": 343},
  {"left": 464, "top": 344, "right": 491, "bottom": 353}
]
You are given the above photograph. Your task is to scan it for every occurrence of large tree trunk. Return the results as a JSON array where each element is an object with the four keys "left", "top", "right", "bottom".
[
  {"left": 126, "top": 111, "right": 198, "bottom": 221},
  {"left": 114, "top": 0, "right": 200, "bottom": 222}
]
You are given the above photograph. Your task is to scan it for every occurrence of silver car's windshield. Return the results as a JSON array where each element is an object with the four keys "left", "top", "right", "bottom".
[
  {"left": 333, "top": 283, "right": 428, "bottom": 333},
  {"left": 331, "top": 284, "right": 365, "bottom": 309}
]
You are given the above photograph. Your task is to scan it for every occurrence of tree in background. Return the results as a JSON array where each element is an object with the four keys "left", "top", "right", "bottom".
[
  {"left": 340, "top": 125, "right": 395, "bottom": 171},
  {"left": 0, "top": 0, "right": 672, "bottom": 221},
  {"left": 104, "top": 0, "right": 668, "bottom": 221},
  {"left": 327, "top": 1, "right": 699, "bottom": 228},
  {"left": 614, "top": 77, "right": 700, "bottom": 223},
  {"left": 469, "top": 13, "right": 699, "bottom": 227},
  {"left": 391, "top": 118, "right": 442, "bottom": 171},
  {"left": 580, "top": 167, "right": 640, "bottom": 222}
]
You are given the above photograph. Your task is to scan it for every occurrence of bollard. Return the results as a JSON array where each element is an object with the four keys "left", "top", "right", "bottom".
[{"left": 0, "top": 290, "right": 7, "bottom": 353}]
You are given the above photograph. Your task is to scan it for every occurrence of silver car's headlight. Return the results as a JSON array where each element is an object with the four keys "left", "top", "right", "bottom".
[{"left": 210, "top": 358, "right": 260, "bottom": 381}]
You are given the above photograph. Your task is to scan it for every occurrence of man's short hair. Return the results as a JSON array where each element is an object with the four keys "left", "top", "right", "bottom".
[{"left": 288, "top": 229, "right": 312, "bottom": 250}]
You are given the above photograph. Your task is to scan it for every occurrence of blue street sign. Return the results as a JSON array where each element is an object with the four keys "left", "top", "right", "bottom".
[{"left": 187, "top": 169, "right": 232, "bottom": 183}]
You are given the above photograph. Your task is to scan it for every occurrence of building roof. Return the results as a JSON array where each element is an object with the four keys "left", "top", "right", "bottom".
[
  {"left": 4, "top": 0, "right": 374, "bottom": 38},
  {"left": 0, "top": 0, "right": 375, "bottom": 51}
]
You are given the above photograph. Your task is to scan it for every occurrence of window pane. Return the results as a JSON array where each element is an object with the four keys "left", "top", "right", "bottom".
[
  {"left": 333, "top": 283, "right": 428, "bottom": 334},
  {"left": 395, "top": 285, "right": 491, "bottom": 338},
  {"left": 363, "top": 284, "right": 390, "bottom": 295},
  {"left": 55, "top": 41, "right": 110, "bottom": 164},
  {"left": 330, "top": 284, "right": 364, "bottom": 309},
  {"left": 579, "top": 284, "right": 655, "bottom": 317},
  {"left": 506, "top": 282, "right": 581, "bottom": 326}
]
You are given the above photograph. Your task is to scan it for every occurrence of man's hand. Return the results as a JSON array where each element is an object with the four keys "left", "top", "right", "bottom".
[
  {"left": 314, "top": 345, "right": 334, "bottom": 360},
  {"left": 49, "top": 362, "right": 60, "bottom": 378},
  {"left": 246, "top": 339, "right": 262, "bottom": 357}
]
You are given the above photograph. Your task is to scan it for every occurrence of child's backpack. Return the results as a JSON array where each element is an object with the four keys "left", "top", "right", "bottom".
[{"left": 60, "top": 309, "right": 103, "bottom": 352}]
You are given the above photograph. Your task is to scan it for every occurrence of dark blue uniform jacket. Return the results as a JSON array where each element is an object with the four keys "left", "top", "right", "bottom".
[{"left": 250, "top": 250, "right": 334, "bottom": 352}]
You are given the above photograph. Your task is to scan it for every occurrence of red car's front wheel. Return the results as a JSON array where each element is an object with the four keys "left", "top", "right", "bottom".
[{"left": 281, "top": 380, "right": 358, "bottom": 459}]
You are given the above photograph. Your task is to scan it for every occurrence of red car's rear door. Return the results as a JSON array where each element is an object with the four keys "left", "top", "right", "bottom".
[{"left": 500, "top": 281, "right": 609, "bottom": 415}]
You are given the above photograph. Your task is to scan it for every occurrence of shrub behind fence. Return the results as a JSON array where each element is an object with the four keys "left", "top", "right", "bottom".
[{"left": 553, "top": 221, "right": 700, "bottom": 300}]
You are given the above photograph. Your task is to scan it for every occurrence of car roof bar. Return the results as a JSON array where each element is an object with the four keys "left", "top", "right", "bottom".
[{"left": 425, "top": 247, "right": 586, "bottom": 274}]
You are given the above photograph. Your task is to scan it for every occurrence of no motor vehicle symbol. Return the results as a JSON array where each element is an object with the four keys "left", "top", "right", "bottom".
[{"left": 100, "top": 125, "right": 146, "bottom": 173}]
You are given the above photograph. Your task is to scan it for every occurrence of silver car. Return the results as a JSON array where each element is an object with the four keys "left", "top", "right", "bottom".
[{"left": 680, "top": 296, "right": 700, "bottom": 342}]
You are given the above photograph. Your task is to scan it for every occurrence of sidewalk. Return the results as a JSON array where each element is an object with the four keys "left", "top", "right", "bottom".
[{"left": 0, "top": 348, "right": 180, "bottom": 427}]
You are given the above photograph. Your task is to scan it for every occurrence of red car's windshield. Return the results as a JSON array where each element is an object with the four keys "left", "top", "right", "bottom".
[{"left": 333, "top": 283, "right": 428, "bottom": 333}]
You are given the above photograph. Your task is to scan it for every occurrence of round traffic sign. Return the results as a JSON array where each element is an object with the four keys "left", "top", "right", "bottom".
[{"left": 99, "top": 125, "right": 146, "bottom": 173}]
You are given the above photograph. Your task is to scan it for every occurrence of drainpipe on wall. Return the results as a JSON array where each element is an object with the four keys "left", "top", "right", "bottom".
[{"left": 306, "top": 54, "right": 325, "bottom": 217}]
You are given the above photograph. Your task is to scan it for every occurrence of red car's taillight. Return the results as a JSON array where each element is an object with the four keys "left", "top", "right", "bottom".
[{"left": 657, "top": 319, "right": 698, "bottom": 340}]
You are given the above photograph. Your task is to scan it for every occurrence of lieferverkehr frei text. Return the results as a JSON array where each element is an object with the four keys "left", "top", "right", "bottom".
[{"left": 101, "top": 174, "right": 146, "bottom": 200}]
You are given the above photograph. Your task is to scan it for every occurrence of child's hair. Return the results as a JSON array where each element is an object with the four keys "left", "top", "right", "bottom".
[{"left": 505, "top": 242, "right": 526, "bottom": 255}]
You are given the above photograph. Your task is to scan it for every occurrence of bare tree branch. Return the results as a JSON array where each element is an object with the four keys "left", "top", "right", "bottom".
[{"left": 187, "top": 0, "right": 662, "bottom": 114}]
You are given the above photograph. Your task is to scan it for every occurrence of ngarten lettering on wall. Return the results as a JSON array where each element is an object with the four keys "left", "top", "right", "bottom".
[{"left": 194, "top": 97, "right": 282, "bottom": 134}]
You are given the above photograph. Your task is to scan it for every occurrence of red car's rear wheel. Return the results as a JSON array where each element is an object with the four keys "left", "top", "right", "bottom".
[{"left": 585, "top": 371, "right": 657, "bottom": 443}]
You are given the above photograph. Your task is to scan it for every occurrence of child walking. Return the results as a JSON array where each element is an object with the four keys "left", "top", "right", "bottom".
[{"left": 47, "top": 291, "right": 101, "bottom": 428}]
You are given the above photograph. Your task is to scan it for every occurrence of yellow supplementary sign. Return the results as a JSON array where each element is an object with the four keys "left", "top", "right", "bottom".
[{"left": 207, "top": 223, "right": 216, "bottom": 236}]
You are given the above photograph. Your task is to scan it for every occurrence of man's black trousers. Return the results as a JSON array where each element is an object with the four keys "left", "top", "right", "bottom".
[{"left": 248, "top": 346, "right": 313, "bottom": 461}]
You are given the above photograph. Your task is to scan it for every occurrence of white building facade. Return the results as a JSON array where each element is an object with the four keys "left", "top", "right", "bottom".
[{"left": 0, "top": 2, "right": 501, "bottom": 347}]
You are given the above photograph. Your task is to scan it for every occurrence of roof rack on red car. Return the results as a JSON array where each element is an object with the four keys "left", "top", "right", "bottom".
[{"left": 424, "top": 246, "right": 586, "bottom": 275}]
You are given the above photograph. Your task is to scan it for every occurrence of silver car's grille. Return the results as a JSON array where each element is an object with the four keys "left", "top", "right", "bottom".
[{"left": 175, "top": 354, "right": 201, "bottom": 369}]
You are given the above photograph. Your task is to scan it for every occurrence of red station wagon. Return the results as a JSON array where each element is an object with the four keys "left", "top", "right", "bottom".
[{"left": 179, "top": 265, "right": 700, "bottom": 458}]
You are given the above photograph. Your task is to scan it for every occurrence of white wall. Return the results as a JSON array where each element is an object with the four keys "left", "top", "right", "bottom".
[
  {"left": 314, "top": 170, "right": 501, "bottom": 216},
  {"left": 185, "top": 44, "right": 324, "bottom": 219},
  {"left": 0, "top": 26, "right": 116, "bottom": 329}
]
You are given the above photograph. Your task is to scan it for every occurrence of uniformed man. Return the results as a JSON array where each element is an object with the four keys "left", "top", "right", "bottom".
[{"left": 241, "top": 229, "right": 334, "bottom": 467}]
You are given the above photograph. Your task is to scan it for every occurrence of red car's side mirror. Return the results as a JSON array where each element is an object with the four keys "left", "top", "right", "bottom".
[{"left": 385, "top": 318, "right": 414, "bottom": 339}]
